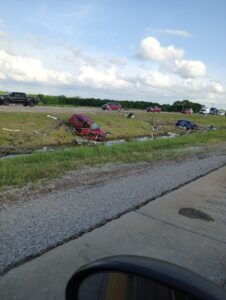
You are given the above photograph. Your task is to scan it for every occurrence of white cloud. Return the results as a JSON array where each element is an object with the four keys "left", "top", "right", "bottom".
[
  {"left": 151, "top": 28, "right": 192, "bottom": 38},
  {"left": 210, "top": 80, "right": 224, "bottom": 93},
  {"left": 0, "top": 49, "right": 130, "bottom": 90},
  {"left": 0, "top": 50, "right": 73, "bottom": 84},
  {"left": 110, "top": 56, "right": 127, "bottom": 66},
  {"left": 138, "top": 36, "right": 184, "bottom": 61},
  {"left": 138, "top": 37, "right": 206, "bottom": 79},
  {"left": 138, "top": 71, "right": 171, "bottom": 89},
  {"left": 171, "top": 59, "right": 206, "bottom": 78},
  {"left": 77, "top": 65, "right": 129, "bottom": 88},
  {"left": 0, "top": 30, "right": 7, "bottom": 38},
  {"left": 0, "top": 31, "right": 225, "bottom": 108}
]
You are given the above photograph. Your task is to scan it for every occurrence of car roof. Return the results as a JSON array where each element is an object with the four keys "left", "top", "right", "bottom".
[
  {"left": 178, "top": 119, "right": 191, "bottom": 123},
  {"left": 73, "top": 114, "right": 94, "bottom": 124}
]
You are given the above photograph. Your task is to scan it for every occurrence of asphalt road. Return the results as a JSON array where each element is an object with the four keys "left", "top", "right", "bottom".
[
  {"left": 1, "top": 162, "right": 226, "bottom": 300},
  {"left": 0, "top": 104, "right": 102, "bottom": 114},
  {"left": 1, "top": 154, "right": 226, "bottom": 275}
]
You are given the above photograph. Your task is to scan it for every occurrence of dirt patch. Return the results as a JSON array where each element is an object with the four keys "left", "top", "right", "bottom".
[{"left": 178, "top": 207, "right": 214, "bottom": 221}]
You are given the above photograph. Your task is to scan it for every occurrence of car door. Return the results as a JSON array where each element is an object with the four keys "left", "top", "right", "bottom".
[
  {"left": 10, "top": 92, "right": 18, "bottom": 103},
  {"left": 18, "top": 93, "right": 26, "bottom": 103},
  {"left": 13, "top": 93, "right": 23, "bottom": 103}
]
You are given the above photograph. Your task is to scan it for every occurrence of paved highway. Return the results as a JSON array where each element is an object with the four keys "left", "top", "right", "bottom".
[{"left": 1, "top": 154, "right": 226, "bottom": 274}]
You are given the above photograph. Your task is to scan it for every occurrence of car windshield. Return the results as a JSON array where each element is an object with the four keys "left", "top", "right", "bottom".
[{"left": 90, "top": 123, "right": 99, "bottom": 129}]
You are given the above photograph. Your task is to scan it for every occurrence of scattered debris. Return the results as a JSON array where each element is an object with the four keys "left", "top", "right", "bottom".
[
  {"left": 75, "top": 137, "right": 96, "bottom": 145},
  {"left": 125, "top": 112, "right": 135, "bottom": 118},
  {"left": 135, "top": 136, "right": 153, "bottom": 142},
  {"left": 178, "top": 207, "right": 214, "bottom": 221},
  {"left": 2, "top": 128, "right": 21, "bottom": 132},
  {"left": 35, "top": 147, "right": 55, "bottom": 153},
  {"left": 47, "top": 114, "right": 58, "bottom": 120},
  {"left": 160, "top": 132, "right": 179, "bottom": 139},
  {"left": 202, "top": 125, "right": 216, "bottom": 131},
  {"left": 104, "top": 139, "right": 127, "bottom": 146},
  {"left": 153, "top": 121, "right": 161, "bottom": 131}
]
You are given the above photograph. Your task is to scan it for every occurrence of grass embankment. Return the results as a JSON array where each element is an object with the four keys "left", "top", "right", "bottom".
[
  {"left": 1, "top": 111, "right": 226, "bottom": 148},
  {"left": 0, "top": 129, "right": 226, "bottom": 188}
]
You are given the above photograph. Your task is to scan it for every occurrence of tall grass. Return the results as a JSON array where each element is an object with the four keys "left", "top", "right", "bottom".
[{"left": 0, "top": 129, "right": 225, "bottom": 188}]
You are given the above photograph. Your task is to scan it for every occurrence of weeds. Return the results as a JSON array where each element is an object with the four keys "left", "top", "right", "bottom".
[{"left": 0, "top": 129, "right": 225, "bottom": 188}]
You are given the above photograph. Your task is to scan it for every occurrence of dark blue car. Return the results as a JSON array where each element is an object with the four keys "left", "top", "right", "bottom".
[
  {"left": 209, "top": 107, "right": 219, "bottom": 115},
  {"left": 175, "top": 119, "right": 198, "bottom": 130}
]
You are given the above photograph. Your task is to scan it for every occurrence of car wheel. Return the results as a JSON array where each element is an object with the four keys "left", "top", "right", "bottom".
[
  {"left": 23, "top": 103, "right": 28, "bottom": 106},
  {"left": 29, "top": 100, "right": 35, "bottom": 107},
  {"left": 3, "top": 99, "right": 9, "bottom": 106}
]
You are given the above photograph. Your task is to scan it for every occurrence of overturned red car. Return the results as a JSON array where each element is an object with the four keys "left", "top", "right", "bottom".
[{"left": 69, "top": 114, "right": 106, "bottom": 142}]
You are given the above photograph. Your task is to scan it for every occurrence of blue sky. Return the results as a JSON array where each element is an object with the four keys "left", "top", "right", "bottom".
[{"left": 0, "top": 0, "right": 225, "bottom": 107}]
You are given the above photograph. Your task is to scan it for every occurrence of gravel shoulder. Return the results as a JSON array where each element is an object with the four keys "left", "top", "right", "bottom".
[
  {"left": 1, "top": 151, "right": 226, "bottom": 275},
  {"left": 0, "top": 105, "right": 139, "bottom": 114},
  {"left": 0, "top": 105, "right": 101, "bottom": 114}
]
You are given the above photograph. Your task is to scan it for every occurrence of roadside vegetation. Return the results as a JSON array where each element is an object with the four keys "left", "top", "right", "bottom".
[
  {"left": 0, "top": 91, "right": 203, "bottom": 112},
  {"left": 0, "top": 128, "right": 226, "bottom": 189},
  {"left": 1, "top": 111, "right": 226, "bottom": 149},
  {"left": 0, "top": 109, "right": 226, "bottom": 188},
  {"left": 36, "top": 95, "right": 203, "bottom": 112}
]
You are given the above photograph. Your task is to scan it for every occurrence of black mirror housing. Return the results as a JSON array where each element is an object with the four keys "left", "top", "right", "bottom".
[{"left": 66, "top": 256, "right": 226, "bottom": 300}]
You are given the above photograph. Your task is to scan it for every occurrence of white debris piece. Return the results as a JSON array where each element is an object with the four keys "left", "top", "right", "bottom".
[
  {"left": 47, "top": 115, "right": 58, "bottom": 120},
  {"left": 3, "top": 128, "right": 21, "bottom": 132}
]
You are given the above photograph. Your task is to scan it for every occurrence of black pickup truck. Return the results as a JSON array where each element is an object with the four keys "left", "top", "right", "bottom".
[{"left": 0, "top": 92, "right": 39, "bottom": 106}]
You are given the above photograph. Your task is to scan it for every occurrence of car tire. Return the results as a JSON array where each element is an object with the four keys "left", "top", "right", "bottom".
[
  {"left": 29, "top": 100, "right": 35, "bottom": 107},
  {"left": 3, "top": 99, "right": 9, "bottom": 106},
  {"left": 23, "top": 103, "right": 28, "bottom": 106}
]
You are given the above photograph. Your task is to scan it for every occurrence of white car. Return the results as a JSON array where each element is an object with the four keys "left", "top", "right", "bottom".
[
  {"left": 217, "top": 110, "right": 225, "bottom": 116},
  {"left": 199, "top": 107, "right": 210, "bottom": 114}
]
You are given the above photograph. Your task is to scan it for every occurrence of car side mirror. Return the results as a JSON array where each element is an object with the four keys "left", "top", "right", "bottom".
[{"left": 65, "top": 256, "right": 226, "bottom": 300}]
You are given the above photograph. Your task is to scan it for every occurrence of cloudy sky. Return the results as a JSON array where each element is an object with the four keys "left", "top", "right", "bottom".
[{"left": 0, "top": 0, "right": 225, "bottom": 107}]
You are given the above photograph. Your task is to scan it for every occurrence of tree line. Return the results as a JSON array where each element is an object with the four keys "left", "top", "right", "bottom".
[{"left": 37, "top": 94, "right": 202, "bottom": 113}]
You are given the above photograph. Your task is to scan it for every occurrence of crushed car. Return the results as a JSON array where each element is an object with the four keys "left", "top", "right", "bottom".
[
  {"left": 175, "top": 119, "right": 198, "bottom": 130},
  {"left": 69, "top": 114, "right": 106, "bottom": 142}
]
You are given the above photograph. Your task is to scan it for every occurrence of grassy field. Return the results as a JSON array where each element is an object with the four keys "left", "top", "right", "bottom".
[
  {"left": 0, "top": 110, "right": 226, "bottom": 149},
  {"left": 0, "top": 110, "right": 226, "bottom": 189}
]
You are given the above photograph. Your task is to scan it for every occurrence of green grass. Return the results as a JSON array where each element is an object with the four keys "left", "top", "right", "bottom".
[
  {"left": 0, "top": 110, "right": 226, "bottom": 189},
  {"left": 0, "top": 129, "right": 226, "bottom": 188},
  {"left": 1, "top": 111, "right": 226, "bottom": 149}
]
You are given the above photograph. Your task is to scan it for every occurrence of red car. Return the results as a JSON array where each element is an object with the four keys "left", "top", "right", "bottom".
[
  {"left": 69, "top": 114, "right": 106, "bottom": 142},
  {"left": 102, "top": 102, "right": 122, "bottom": 111},
  {"left": 182, "top": 108, "right": 193, "bottom": 114},
  {"left": 146, "top": 106, "right": 161, "bottom": 112}
]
